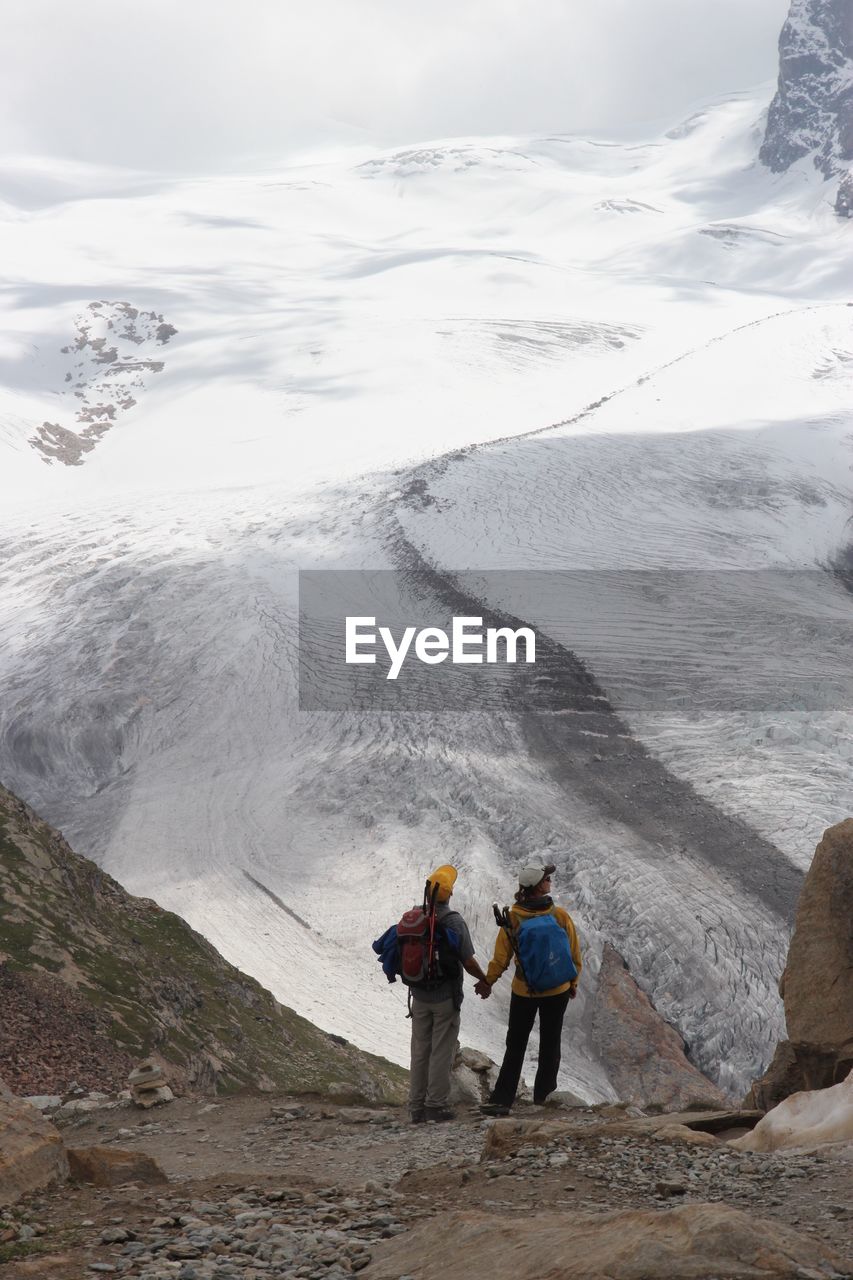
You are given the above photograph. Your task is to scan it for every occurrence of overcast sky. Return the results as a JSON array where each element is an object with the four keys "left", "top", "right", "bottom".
[{"left": 2, "top": 0, "right": 789, "bottom": 171}]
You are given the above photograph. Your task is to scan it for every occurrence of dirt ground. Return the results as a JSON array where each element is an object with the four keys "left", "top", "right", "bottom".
[{"left": 2, "top": 1094, "right": 851, "bottom": 1278}]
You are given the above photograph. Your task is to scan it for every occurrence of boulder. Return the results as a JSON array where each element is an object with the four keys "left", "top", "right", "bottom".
[
  {"left": 540, "top": 1089, "right": 587, "bottom": 1109},
  {"left": 449, "top": 1045, "right": 534, "bottom": 1106},
  {"left": 744, "top": 1040, "right": 803, "bottom": 1112},
  {"left": 449, "top": 1061, "right": 482, "bottom": 1105},
  {"left": 58, "top": 1097, "right": 122, "bottom": 1118},
  {"left": 747, "top": 819, "right": 853, "bottom": 1107},
  {"left": 732, "top": 1067, "right": 853, "bottom": 1157},
  {"left": 0, "top": 1087, "right": 68, "bottom": 1205},
  {"left": 450, "top": 1046, "right": 498, "bottom": 1105},
  {"left": 783, "top": 820, "right": 853, "bottom": 1086},
  {"left": 363, "top": 1204, "right": 849, "bottom": 1279},
  {"left": 591, "top": 943, "right": 729, "bottom": 1111},
  {"left": 22, "top": 1096, "right": 63, "bottom": 1114},
  {"left": 482, "top": 1109, "right": 762, "bottom": 1160},
  {"left": 457, "top": 1047, "right": 493, "bottom": 1073},
  {"left": 67, "top": 1145, "right": 168, "bottom": 1187}
]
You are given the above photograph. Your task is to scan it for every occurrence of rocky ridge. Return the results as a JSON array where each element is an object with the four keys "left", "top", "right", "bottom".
[
  {"left": 760, "top": 0, "right": 853, "bottom": 213},
  {"left": 0, "top": 783, "right": 404, "bottom": 1101}
]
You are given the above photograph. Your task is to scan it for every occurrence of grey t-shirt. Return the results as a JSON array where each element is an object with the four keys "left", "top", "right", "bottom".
[{"left": 411, "top": 903, "right": 475, "bottom": 1006}]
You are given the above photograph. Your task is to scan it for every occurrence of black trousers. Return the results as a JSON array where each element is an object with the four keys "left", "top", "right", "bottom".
[{"left": 490, "top": 990, "right": 570, "bottom": 1106}]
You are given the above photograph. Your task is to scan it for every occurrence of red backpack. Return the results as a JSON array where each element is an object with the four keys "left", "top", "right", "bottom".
[
  {"left": 396, "top": 880, "right": 440, "bottom": 986},
  {"left": 395, "top": 882, "right": 461, "bottom": 989}
]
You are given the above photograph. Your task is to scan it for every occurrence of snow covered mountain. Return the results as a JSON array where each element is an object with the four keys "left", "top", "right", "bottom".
[
  {"left": 0, "top": 83, "right": 851, "bottom": 1101},
  {"left": 760, "top": 0, "right": 853, "bottom": 212}
]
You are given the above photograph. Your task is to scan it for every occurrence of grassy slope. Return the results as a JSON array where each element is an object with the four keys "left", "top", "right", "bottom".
[{"left": 0, "top": 784, "right": 405, "bottom": 1100}]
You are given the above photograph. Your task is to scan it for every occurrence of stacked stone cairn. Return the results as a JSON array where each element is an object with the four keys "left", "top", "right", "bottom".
[{"left": 128, "top": 1061, "right": 174, "bottom": 1110}]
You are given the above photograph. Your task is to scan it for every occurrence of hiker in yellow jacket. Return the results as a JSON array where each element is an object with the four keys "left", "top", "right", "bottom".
[{"left": 475, "top": 861, "right": 582, "bottom": 1113}]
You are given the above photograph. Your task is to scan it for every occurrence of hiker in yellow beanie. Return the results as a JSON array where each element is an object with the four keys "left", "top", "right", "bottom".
[
  {"left": 398, "top": 863, "right": 489, "bottom": 1123},
  {"left": 425, "top": 863, "right": 457, "bottom": 902}
]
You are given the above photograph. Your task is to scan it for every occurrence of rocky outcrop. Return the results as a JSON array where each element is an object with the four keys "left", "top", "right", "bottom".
[
  {"left": 747, "top": 818, "right": 853, "bottom": 1108},
  {"left": 591, "top": 943, "right": 729, "bottom": 1110},
  {"left": 836, "top": 168, "right": 853, "bottom": 215},
  {"left": 784, "top": 820, "right": 853, "bottom": 1079},
  {"left": 28, "top": 302, "right": 175, "bottom": 467},
  {"left": 0, "top": 1085, "right": 68, "bottom": 1206},
  {"left": 734, "top": 1067, "right": 853, "bottom": 1156},
  {"left": 747, "top": 1039, "right": 805, "bottom": 1112},
  {"left": 364, "top": 1204, "right": 848, "bottom": 1280},
  {"left": 481, "top": 1108, "right": 762, "bottom": 1161},
  {"left": 67, "top": 1146, "right": 167, "bottom": 1188},
  {"left": 450, "top": 1046, "right": 500, "bottom": 1105},
  {"left": 0, "top": 782, "right": 405, "bottom": 1101},
  {"left": 761, "top": 0, "right": 853, "bottom": 185}
]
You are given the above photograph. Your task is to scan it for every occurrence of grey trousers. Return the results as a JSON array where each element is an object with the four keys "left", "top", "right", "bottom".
[{"left": 409, "top": 997, "right": 460, "bottom": 1110}]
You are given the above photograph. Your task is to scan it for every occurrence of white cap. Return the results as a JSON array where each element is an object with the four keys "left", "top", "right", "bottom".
[{"left": 518, "top": 862, "right": 556, "bottom": 888}]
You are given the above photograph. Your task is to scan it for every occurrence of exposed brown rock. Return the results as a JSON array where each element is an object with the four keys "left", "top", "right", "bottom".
[
  {"left": 28, "top": 420, "right": 94, "bottom": 466},
  {"left": 67, "top": 1146, "right": 168, "bottom": 1188},
  {"left": 481, "top": 1108, "right": 762, "bottom": 1160},
  {"left": 744, "top": 1039, "right": 803, "bottom": 1112},
  {"left": 748, "top": 818, "right": 853, "bottom": 1105},
  {"left": 591, "top": 943, "right": 729, "bottom": 1110},
  {"left": 364, "top": 1204, "right": 848, "bottom": 1280},
  {"left": 0, "top": 1092, "right": 68, "bottom": 1206},
  {"left": 784, "top": 819, "right": 853, "bottom": 1079}
]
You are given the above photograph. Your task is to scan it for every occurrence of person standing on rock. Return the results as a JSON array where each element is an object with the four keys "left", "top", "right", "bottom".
[
  {"left": 373, "top": 863, "right": 490, "bottom": 1124},
  {"left": 475, "top": 862, "right": 582, "bottom": 1113}
]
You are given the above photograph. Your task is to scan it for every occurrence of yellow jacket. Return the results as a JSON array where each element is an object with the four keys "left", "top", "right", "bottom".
[{"left": 486, "top": 902, "right": 582, "bottom": 998}]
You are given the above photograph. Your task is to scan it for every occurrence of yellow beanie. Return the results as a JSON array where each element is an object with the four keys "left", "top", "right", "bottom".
[{"left": 426, "top": 864, "right": 458, "bottom": 903}]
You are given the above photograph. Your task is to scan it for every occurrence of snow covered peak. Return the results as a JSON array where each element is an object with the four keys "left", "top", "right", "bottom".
[{"left": 760, "top": 0, "right": 853, "bottom": 189}]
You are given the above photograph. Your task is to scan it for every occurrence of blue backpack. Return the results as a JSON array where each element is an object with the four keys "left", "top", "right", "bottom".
[{"left": 515, "top": 912, "right": 577, "bottom": 994}]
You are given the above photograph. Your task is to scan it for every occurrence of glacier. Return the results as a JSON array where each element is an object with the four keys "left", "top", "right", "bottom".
[{"left": 0, "top": 87, "right": 851, "bottom": 1100}]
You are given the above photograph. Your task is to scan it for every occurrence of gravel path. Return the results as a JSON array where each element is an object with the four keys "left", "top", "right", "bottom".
[{"left": 2, "top": 1095, "right": 850, "bottom": 1278}]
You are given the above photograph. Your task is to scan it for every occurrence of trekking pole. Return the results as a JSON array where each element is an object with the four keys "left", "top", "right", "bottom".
[
  {"left": 492, "top": 903, "right": 535, "bottom": 994},
  {"left": 426, "top": 879, "right": 440, "bottom": 981}
]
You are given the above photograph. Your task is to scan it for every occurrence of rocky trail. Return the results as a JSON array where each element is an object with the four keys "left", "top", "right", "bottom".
[{"left": 2, "top": 1093, "right": 851, "bottom": 1279}]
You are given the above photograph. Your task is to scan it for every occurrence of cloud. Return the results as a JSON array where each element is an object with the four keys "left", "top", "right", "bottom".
[{"left": 0, "top": 0, "right": 789, "bottom": 170}]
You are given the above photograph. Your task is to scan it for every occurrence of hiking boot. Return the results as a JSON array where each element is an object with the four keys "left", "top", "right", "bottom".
[
  {"left": 424, "top": 1106, "right": 455, "bottom": 1123},
  {"left": 479, "top": 1101, "right": 511, "bottom": 1117},
  {"left": 410, "top": 1108, "right": 426, "bottom": 1124}
]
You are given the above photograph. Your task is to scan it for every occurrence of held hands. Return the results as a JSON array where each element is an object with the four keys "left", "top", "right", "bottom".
[{"left": 474, "top": 979, "right": 492, "bottom": 999}]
